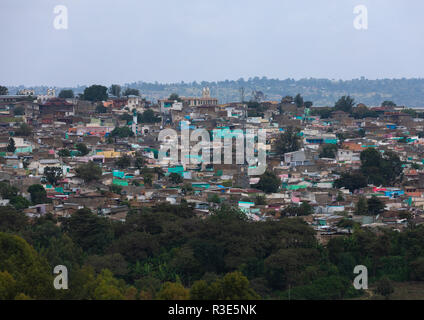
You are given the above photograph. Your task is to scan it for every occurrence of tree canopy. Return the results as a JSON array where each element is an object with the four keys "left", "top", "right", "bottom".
[
  {"left": 275, "top": 126, "right": 301, "bottom": 155},
  {"left": 109, "top": 84, "right": 121, "bottom": 98},
  {"left": 138, "top": 109, "right": 161, "bottom": 123},
  {"left": 254, "top": 171, "right": 280, "bottom": 194},
  {"left": 110, "top": 126, "right": 134, "bottom": 138},
  {"left": 123, "top": 88, "right": 140, "bottom": 96},
  {"left": 169, "top": 173, "right": 183, "bottom": 184},
  {"left": 335, "top": 96, "right": 355, "bottom": 113},
  {"left": 76, "top": 143, "right": 90, "bottom": 156},
  {"left": 58, "top": 89, "right": 74, "bottom": 99},
  {"left": 7, "top": 138, "right": 16, "bottom": 153},
  {"left": 169, "top": 93, "right": 181, "bottom": 102},
  {"left": 75, "top": 161, "right": 102, "bottom": 183},
  {"left": 319, "top": 144, "right": 338, "bottom": 158},
  {"left": 83, "top": 85, "right": 108, "bottom": 102},
  {"left": 0, "top": 202, "right": 423, "bottom": 300},
  {"left": 43, "top": 167, "right": 63, "bottom": 186},
  {"left": 294, "top": 93, "right": 304, "bottom": 108},
  {"left": 360, "top": 148, "right": 403, "bottom": 185},
  {"left": 27, "top": 184, "right": 48, "bottom": 204},
  {"left": 0, "top": 86, "right": 8, "bottom": 95},
  {"left": 334, "top": 172, "right": 368, "bottom": 193},
  {"left": 14, "top": 123, "right": 32, "bottom": 136}
]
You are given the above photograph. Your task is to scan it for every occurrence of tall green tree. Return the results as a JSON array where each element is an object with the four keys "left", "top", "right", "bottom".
[
  {"left": 367, "top": 196, "right": 385, "bottom": 215},
  {"left": 255, "top": 171, "right": 280, "bottom": 194},
  {"left": 352, "top": 104, "right": 378, "bottom": 119},
  {"left": 7, "top": 138, "right": 16, "bottom": 153},
  {"left": 76, "top": 143, "right": 90, "bottom": 156},
  {"left": 276, "top": 126, "right": 301, "bottom": 155},
  {"left": 190, "top": 271, "right": 260, "bottom": 300},
  {"left": 264, "top": 248, "right": 320, "bottom": 290},
  {"left": 0, "top": 86, "right": 8, "bottom": 95},
  {"left": 294, "top": 93, "right": 304, "bottom": 108},
  {"left": 115, "top": 155, "right": 132, "bottom": 169},
  {"left": 304, "top": 101, "right": 313, "bottom": 108},
  {"left": 75, "top": 161, "right": 102, "bottom": 183},
  {"left": 169, "top": 173, "right": 183, "bottom": 184},
  {"left": 43, "top": 166, "right": 63, "bottom": 186},
  {"left": 110, "top": 126, "right": 134, "bottom": 138},
  {"left": 281, "top": 96, "right": 294, "bottom": 104},
  {"left": 138, "top": 109, "right": 161, "bottom": 123},
  {"left": 123, "top": 88, "right": 140, "bottom": 96},
  {"left": 319, "top": 144, "right": 338, "bottom": 158},
  {"left": 63, "top": 208, "right": 114, "bottom": 254},
  {"left": 9, "top": 196, "right": 31, "bottom": 210},
  {"left": 83, "top": 85, "right": 108, "bottom": 102},
  {"left": 27, "top": 184, "right": 48, "bottom": 204},
  {"left": 282, "top": 202, "right": 314, "bottom": 216},
  {"left": 109, "top": 84, "right": 121, "bottom": 98},
  {"left": 355, "top": 196, "right": 368, "bottom": 215},
  {"left": 58, "top": 89, "right": 74, "bottom": 99},
  {"left": 0, "top": 205, "right": 28, "bottom": 233},
  {"left": 360, "top": 148, "right": 402, "bottom": 185},
  {"left": 0, "top": 232, "right": 55, "bottom": 299},
  {"left": 13, "top": 106, "right": 25, "bottom": 116},
  {"left": 157, "top": 281, "right": 189, "bottom": 300},
  {"left": 93, "top": 269, "right": 127, "bottom": 300},
  {"left": 381, "top": 101, "right": 396, "bottom": 107},
  {"left": 58, "top": 149, "right": 71, "bottom": 157},
  {"left": 85, "top": 253, "right": 128, "bottom": 277},
  {"left": 15, "top": 123, "right": 32, "bottom": 136},
  {"left": 335, "top": 96, "right": 355, "bottom": 113},
  {"left": 169, "top": 93, "right": 181, "bottom": 102},
  {"left": 0, "top": 181, "right": 18, "bottom": 199},
  {"left": 334, "top": 172, "right": 368, "bottom": 192}
]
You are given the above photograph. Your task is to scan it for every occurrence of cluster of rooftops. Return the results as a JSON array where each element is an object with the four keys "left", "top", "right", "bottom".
[{"left": 1, "top": 89, "right": 423, "bottom": 242}]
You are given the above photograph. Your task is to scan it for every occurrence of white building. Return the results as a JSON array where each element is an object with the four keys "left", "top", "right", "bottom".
[
  {"left": 37, "top": 88, "right": 56, "bottom": 104},
  {"left": 126, "top": 95, "right": 143, "bottom": 112},
  {"left": 336, "top": 149, "right": 360, "bottom": 163}
]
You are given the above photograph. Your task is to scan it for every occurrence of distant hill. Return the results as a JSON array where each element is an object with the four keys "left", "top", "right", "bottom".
[{"left": 7, "top": 77, "right": 424, "bottom": 107}]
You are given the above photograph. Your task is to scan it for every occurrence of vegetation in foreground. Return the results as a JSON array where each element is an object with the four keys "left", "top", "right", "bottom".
[{"left": 0, "top": 203, "right": 423, "bottom": 300}]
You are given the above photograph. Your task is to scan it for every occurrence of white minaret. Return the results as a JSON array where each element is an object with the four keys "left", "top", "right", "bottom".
[{"left": 132, "top": 109, "right": 138, "bottom": 136}]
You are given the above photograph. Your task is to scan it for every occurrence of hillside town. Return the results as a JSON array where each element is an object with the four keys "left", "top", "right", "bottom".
[
  {"left": 0, "top": 84, "right": 423, "bottom": 244},
  {"left": 4, "top": 0, "right": 424, "bottom": 306}
]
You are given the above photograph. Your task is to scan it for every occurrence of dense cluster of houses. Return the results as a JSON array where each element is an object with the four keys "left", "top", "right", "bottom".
[{"left": 1, "top": 87, "right": 424, "bottom": 243}]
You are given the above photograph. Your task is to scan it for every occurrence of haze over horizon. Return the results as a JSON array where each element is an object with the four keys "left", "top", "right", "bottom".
[
  {"left": 1, "top": 0, "right": 424, "bottom": 87},
  {"left": 5, "top": 76, "right": 424, "bottom": 90}
]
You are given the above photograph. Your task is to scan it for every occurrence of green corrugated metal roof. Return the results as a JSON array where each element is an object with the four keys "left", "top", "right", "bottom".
[{"left": 113, "top": 179, "right": 129, "bottom": 186}]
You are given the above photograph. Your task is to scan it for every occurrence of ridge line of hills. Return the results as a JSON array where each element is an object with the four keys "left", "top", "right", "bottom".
[{"left": 6, "top": 77, "right": 424, "bottom": 107}]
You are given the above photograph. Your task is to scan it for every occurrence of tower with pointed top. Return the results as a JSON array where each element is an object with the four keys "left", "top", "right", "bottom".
[{"left": 131, "top": 109, "right": 138, "bottom": 136}]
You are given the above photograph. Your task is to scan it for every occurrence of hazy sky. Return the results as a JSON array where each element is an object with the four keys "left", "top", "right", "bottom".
[{"left": 1, "top": 0, "right": 423, "bottom": 87}]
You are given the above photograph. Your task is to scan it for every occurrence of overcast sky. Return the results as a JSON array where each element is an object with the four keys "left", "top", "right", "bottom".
[{"left": 1, "top": 0, "right": 423, "bottom": 87}]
